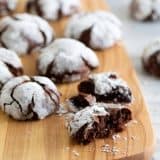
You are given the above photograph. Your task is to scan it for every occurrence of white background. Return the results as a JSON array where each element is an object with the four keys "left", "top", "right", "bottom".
[{"left": 107, "top": 0, "right": 160, "bottom": 159}]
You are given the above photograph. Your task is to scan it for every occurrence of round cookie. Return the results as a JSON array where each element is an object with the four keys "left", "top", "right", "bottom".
[
  {"left": 130, "top": 0, "right": 160, "bottom": 21},
  {"left": 0, "top": 76, "right": 60, "bottom": 120},
  {"left": 142, "top": 39, "right": 160, "bottom": 77},
  {"left": 78, "top": 72, "right": 132, "bottom": 104},
  {"left": 0, "top": 13, "right": 54, "bottom": 56},
  {"left": 0, "top": 48, "right": 23, "bottom": 89},
  {"left": 0, "top": 0, "right": 17, "bottom": 16},
  {"left": 37, "top": 38, "right": 99, "bottom": 83},
  {"left": 26, "top": 0, "right": 81, "bottom": 21},
  {"left": 68, "top": 103, "right": 132, "bottom": 144},
  {"left": 65, "top": 11, "right": 122, "bottom": 50}
]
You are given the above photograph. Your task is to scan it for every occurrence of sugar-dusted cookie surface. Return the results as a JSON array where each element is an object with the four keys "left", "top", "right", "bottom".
[
  {"left": 68, "top": 103, "right": 132, "bottom": 144},
  {"left": 78, "top": 72, "right": 132, "bottom": 104},
  {"left": 26, "top": 0, "right": 81, "bottom": 21},
  {"left": 37, "top": 38, "right": 99, "bottom": 83},
  {"left": 0, "top": 48, "right": 23, "bottom": 89},
  {"left": 130, "top": 0, "right": 160, "bottom": 21},
  {"left": 0, "top": 76, "right": 60, "bottom": 120},
  {"left": 0, "top": 0, "right": 17, "bottom": 16},
  {"left": 142, "top": 39, "right": 160, "bottom": 77},
  {"left": 0, "top": 13, "right": 54, "bottom": 56},
  {"left": 65, "top": 11, "right": 122, "bottom": 50}
]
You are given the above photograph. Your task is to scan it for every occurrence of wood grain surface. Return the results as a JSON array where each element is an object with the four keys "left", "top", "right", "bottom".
[{"left": 0, "top": 0, "right": 155, "bottom": 160}]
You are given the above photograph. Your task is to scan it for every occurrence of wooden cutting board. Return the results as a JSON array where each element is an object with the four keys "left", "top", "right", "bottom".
[{"left": 0, "top": 0, "right": 156, "bottom": 160}]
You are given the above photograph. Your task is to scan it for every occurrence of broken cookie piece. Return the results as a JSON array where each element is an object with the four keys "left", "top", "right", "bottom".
[
  {"left": 68, "top": 103, "right": 132, "bottom": 144},
  {"left": 66, "top": 94, "right": 96, "bottom": 112},
  {"left": 0, "top": 76, "right": 60, "bottom": 120},
  {"left": 78, "top": 72, "right": 132, "bottom": 104}
]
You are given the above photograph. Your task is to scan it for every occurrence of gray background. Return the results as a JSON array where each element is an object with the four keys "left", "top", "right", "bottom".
[{"left": 107, "top": 0, "right": 160, "bottom": 159}]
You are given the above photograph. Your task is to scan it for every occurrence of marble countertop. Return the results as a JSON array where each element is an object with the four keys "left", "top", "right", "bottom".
[{"left": 107, "top": 0, "right": 160, "bottom": 159}]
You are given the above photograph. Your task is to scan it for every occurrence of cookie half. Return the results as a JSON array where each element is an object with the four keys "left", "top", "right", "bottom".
[
  {"left": 78, "top": 72, "right": 132, "bottom": 104},
  {"left": 68, "top": 103, "right": 132, "bottom": 144}
]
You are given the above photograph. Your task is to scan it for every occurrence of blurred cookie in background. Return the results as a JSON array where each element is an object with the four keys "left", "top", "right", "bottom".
[
  {"left": 26, "top": 0, "right": 81, "bottom": 21},
  {"left": 0, "top": 0, "right": 17, "bottom": 16},
  {"left": 130, "top": 0, "right": 160, "bottom": 21},
  {"left": 142, "top": 39, "right": 160, "bottom": 77},
  {"left": 0, "top": 48, "right": 23, "bottom": 89},
  {"left": 65, "top": 11, "right": 122, "bottom": 50}
]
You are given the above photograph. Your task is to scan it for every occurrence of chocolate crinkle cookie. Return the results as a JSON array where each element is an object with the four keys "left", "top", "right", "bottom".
[
  {"left": 68, "top": 103, "right": 132, "bottom": 144},
  {"left": 26, "top": 0, "right": 81, "bottom": 21},
  {"left": 0, "top": 13, "right": 54, "bottom": 56},
  {"left": 0, "top": 0, "right": 17, "bottom": 16},
  {"left": 65, "top": 11, "right": 122, "bottom": 50},
  {"left": 142, "top": 39, "right": 160, "bottom": 77},
  {"left": 37, "top": 38, "right": 99, "bottom": 83},
  {"left": 0, "top": 76, "right": 60, "bottom": 120},
  {"left": 0, "top": 48, "right": 23, "bottom": 89},
  {"left": 130, "top": 0, "right": 160, "bottom": 21},
  {"left": 78, "top": 72, "right": 132, "bottom": 104}
]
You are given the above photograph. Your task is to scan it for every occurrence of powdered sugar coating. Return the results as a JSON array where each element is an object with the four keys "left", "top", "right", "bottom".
[
  {"left": 68, "top": 102, "right": 126, "bottom": 136},
  {"left": 38, "top": 38, "right": 99, "bottom": 83},
  {"left": 26, "top": 0, "right": 80, "bottom": 21},
  {"left": 0, "top": 48, "right": 23, "bottom": 88},
  {"left": 89, "top": 72, "right": 129, "bottom": 95},
  {"left": 0, "top": 76, "right": 60, "bottom": 120},
  {"left": 143, "top": 39, "right": 160, "bottom": 63},
  {"left": 68, "top": 103, "right": 109, "bottom": 136},
  {"left": 130, "top": 0, "right": 160, "bottom": 21},
  {"left": 65, "top": 11, "right": 122, "bottom": 50},
  {"left": 0, "top": 0, "right": 17, "bottom": 16},
  {"left": 0, "top": 13, "right": 54, "bottom": 56}
]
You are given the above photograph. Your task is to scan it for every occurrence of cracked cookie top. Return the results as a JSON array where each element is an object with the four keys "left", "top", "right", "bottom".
[
  {"left": 0, "top": 75, "right": 60, "bottom": 120},
  {"left": 0, "top": 48, "right": 23, "bottom": 89},
  {"left": 130, "top": 0, "right": 160, "bottom": 21},
  {"left": 26, "top": 0, "right": 81, "bottom": 21},
  {"left": 78, "top": 72, "right": 132, "bottom": 104},
  {"left": 142, "top": 39, "right": 160, "bottom": 77},
  {"left": 0, "top": 0, "right": 17, "bottom": 16},
  {"left": 37, "top": 38, "right": 99, "bottom": 83},
  {"left": 0, "top": 13, "right": 54, "bottom": 56},
  {"left": 65, "top": 11, "right": 122, "bottom": 50}
]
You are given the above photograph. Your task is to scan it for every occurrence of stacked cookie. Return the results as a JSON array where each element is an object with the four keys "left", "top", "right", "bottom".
[
  {"left": 66, "top": 72, "right": 132, "bottom": 144},
  {"left": 0, "top": 0, "right": 133, "bottom": 145}
]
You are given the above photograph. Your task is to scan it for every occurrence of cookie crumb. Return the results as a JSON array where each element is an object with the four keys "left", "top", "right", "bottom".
[
  {"left": 112, "top": 134, "right": 121, "bottom": 141},
  {"left": 72, "top": 150, "right": 80, "bottom": 157}
]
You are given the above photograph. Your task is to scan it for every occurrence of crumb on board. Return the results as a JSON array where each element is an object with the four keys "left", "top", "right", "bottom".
[
  {"left": 112, "top": 134, "right": 121, "bottom": 141},
  {"left": 72, "top": 150, "right": 80, "bottom": 157},
  {"left": 101, "top": 144, "right": 119, "bottom": 154}
]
